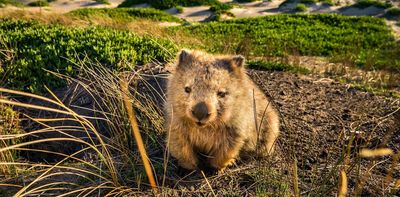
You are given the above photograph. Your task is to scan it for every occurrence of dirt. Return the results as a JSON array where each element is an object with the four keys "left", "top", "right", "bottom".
[
  {"left": 146, "top": 68, "right": 400, "bottom": 195},
  {"left": 249, "top": 70, "right": 399, "bottom": 195}
]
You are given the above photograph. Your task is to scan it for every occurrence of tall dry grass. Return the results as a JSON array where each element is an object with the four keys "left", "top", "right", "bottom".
[{"left": 0, "top": 56, "right": 169, "bottom": 195}]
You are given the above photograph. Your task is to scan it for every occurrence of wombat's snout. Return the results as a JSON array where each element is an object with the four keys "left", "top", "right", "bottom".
[{"left": 191, "top": 102, "right": 211, "bottom": 124}]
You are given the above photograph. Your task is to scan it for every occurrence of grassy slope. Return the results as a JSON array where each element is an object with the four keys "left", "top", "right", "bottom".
[
  {"left": 68, "top": 8, "right": 182, "bottom": 23},
  {"left": 0, "top": 19, "right": 177, "bottom": 93},
  {"left": 171, "top": 14, "right": 399, "bottom": 71}
]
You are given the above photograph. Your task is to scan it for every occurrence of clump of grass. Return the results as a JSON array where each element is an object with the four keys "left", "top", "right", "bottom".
[
  {"left": 27, "top": 0, "right": 49, "bottom": 7},
  {"left": 247, "top": 60, "right": 310, "bottom": 74},
  {"left": 235, "top": 0, "right": 259, "bottom": 2},
  {"left": 353, "top": 0, "right": 392, "bottom": 9},
  {"left": 295, "top": 3, "right": 308, "bottom": 12},
  {"left": 300, "top": 0, "right": 316, "bottom": 4},
  {"left": 209, "top": 3, "right": 235, "bottom": 20},
  {"left": 118, "top": 0, "right": 219, "bottom": 9},
  {"left": 0, "top": 56, "right": 167, "bottom": 195},
  {"left": 0, "top": 0, "right": 23, "bottom": 7},
  {"left": 386, "top": 7, "right": 400, "bottom": 18},
  {"left": 95, "top": 0, "right": 109, "bottom": 4},
  {"left": 175, "top": 5, "right": 183, "bottom": 13},
  {"left": 0, "top": 101, "right": 22, "bottom": 176},
  {"left": 68, "top": 8, "right": 182, "bottom": 23}
]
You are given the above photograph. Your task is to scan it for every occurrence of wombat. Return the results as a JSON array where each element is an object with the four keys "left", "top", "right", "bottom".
[{"left": 165, "top": 50, "right": 280, "bottom": 170}]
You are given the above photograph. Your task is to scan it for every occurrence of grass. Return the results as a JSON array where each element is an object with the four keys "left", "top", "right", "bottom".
[
  {"left": 170, "top": 14, "right": 399, "bottom": 72},
  {"left": 68, "top": 8, "right": 182, "bottom": 23},
  {"left": 353, "top": 0, "right": 393, "bottom": 9},
  {"left": 247, "top": 60, "right": 310, "bottom": 74},
  {"left": 386, "top": 7, "right": 400, "bottom": 18},
  {"left": 27, "top": 0, "right": 49, "bottom": 7},
  {"left": 118, "top": 0, "right": 219, "bottom": 9},
  {"left": 0, "top": 102, "right": 22, "bottom": 177},
  {"left": 0, "top": 0, "right": 23, "bottom": 7},
  {"left": 295, "top": 3, "right": 307, "bottom": 12},
  {"left": 95, "top": 0, "right": 109, "bottom": 5},
  {"left": 0, "top": 19, "right": 177, "bottom": 93}
]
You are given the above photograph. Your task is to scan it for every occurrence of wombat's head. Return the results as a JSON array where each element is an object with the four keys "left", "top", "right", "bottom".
[{"left": 168, "top": 49, "right": 246, "bottom": 127}]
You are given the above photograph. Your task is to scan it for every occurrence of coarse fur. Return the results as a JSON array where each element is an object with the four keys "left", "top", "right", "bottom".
[{"left": 165, "top": 49, "right": 280, "bottom": 170}]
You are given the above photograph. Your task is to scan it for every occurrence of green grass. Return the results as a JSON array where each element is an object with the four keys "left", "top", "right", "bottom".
[
  {"left": 68, "top": 8, "right": 182, "bottom": 23},
  {"left": 247, "top": 60, "right": 311, "bottom": 74},
  {"left": 353, "top": 0, "right": 392, "bottom": 9},
  {"left": 386, "top": 7, "right": 400, "bottom": 17},
  {"left": 0, "top": 0, "right": 23, "bottom": 7},
  {"left": 118, "top": 0, "right": 219, "bottom": 9},
  {"left": 27, "top": 0, "right": 49, "bottom": 7},
  {"left": 95, "top": 0, "right": 110, "bottom": 4},
  {"left": 0, "top": 19, "right": 177, "bottom": 93},
  {"left": 170, "top": 14, "right": 399, "bottom": 72},
  {"left": 295, "top": 3, "right": 307, "bottom": 12}
]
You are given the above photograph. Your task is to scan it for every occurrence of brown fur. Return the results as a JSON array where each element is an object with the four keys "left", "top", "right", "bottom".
[{"left": 165, "top": 50, "right": 280, "bottom": 170}]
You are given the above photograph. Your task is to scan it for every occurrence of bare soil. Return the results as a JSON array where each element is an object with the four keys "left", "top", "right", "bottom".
[{"left": 150, "top": 69, "right": 400, "bottom": 196}]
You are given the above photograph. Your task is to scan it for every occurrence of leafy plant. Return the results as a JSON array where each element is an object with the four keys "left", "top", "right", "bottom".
[
  {"left": 27, "top": 0, "right": 49, "bottom": 7},
  {"left": 95, "top": 0, "right": 110, "bottom": 4},
  {"left": 170, "top": 14, "right": 399, "bottom": 72},
  {"left": 118, "top": 0, "right": 219, "bottom": 9},
  {"left": 295, "top": 3, "right": 307, "bottom": 12},
  {"left": 353, "top": 0, "right": 392, "bottom": 9},
  {"left": 176, "top": 5, "right": 184, "bottom": 13},
  {"left": 0, "top": 19, "right": 177, "bottom": 93},
  {"left": 68, "top": 8, "right": 182, "bottom": 23}
]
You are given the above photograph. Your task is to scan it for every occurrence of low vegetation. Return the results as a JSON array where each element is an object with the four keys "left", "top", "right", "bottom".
[
  {"left": 27, "top": 0, "right": 49, "bottom": 7},
  {"left": 247, "top": 60, "right": 310, "bottom": 74},
  {"left": 0, "top": 19, "right": 177, "bottom": 93},
  {"left": 69, "top": 8, "right": 182, "bottom": 23},
  {"left": 171, "top": 14, "right": 399, "bottom": 72},
  {"left": 295, "top": 3, "right": 307, "bottom": 12},
  {"left": 353, "top": 0, "right": 393, "bottom": 9},
  {"left": 118, "top": 0, "right": 219, "bottom": 9},
  {"left": 0, "top": 0, "right": 22, "bottom": 7},
  {"left": 0, "top": 102, "right": 22, "bottom": 177}
]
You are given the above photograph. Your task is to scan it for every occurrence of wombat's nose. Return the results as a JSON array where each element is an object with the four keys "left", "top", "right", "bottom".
[{"left": 192, "top": 102, "right": 210, "bottom": 121}]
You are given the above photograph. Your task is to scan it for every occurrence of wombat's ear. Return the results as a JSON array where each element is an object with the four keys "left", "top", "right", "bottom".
[
  {"left": 232, "top": 55, "right": 245, "bottom": 68},
  {"left": 228, "top": 55, "right": 245, "bottom": 77},
  {"left": 177, "top": 49, "right": 192, "bottom": 68}
]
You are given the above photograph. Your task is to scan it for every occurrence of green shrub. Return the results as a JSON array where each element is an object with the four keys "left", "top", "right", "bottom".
[
  {"left": 0, "top": 19, "right": 177, "bottom": 93},
  {"left": 386, "top": 7, "right": 400, "bottom": 17},
  {"left": 209, "top": 3, "right": 234, "bottom": 19},
  {"left": 300, "top": 0, "right": 316, "bottom": 4},
  {"left": 209, "top": 3, "right": 233, "bottom": 12},
  {"left": 176, "top": 5, "right": 184, "bottom": 13},
  {"left": 247, "top": 60, "right": 310, "bottom": 74},
  {"left": 0, "top": 0, "right": 23, "bottom": 7},
  {"left": 353, "top": 0, "right": 392, "bottom": 9},
  {"left": 68, "top": 8, "right": 182, "bottom": 23},
  {"left": 95, "top": 0, "right": 110, "bottom": 4},
  {"left": 27, "top": 0, "right": 49, "bottom": 7},
  {"left": 118, "top": 0, "right": 219, "bottom": 9},
  {"left": 235, "top": 0, "right": 259, "bottom": 2},
  {"left": 295, "top": 3, "right": 307, "bottom": 12},
  {"left": 170, "top": 14, "right": 398, "bottom": 71}
]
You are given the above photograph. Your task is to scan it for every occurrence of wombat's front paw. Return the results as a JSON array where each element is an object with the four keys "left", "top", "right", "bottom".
[{"left": 178, "top": 159, "right": 198, "bottom": 170}]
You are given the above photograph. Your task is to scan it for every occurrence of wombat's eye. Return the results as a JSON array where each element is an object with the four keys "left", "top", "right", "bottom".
[
  {"left": 217, "top": 91, "right": 227, "bottom": 98},
  {"left": 184, "top": 87, "right": 191, "bottom": 93}
]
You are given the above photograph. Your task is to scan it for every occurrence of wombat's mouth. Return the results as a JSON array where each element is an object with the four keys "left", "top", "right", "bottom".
[{"left": 196, "top": 121, "right": 206, "bottom": 127}]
